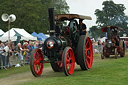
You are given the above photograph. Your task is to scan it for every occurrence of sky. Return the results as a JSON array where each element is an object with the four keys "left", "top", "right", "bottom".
[{"left": 66, "top": 0, "right": 128, "bottom": 30}]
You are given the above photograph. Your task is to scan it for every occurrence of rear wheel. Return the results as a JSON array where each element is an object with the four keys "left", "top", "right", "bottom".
[
  {"left": 115, "top": 48, "right": 118, "bottom": 59},
  {"left": 101, "top": 49, "right": 104, "bottom": 59},
  {"left": 30, "top": 49, "right": 44, "bottom": 77},
  {"left": 62, "top": 47, "right": 75, "bottom": 76},
  {"left": 77, "top": 35, "right": 93, "bottom": 70},
  {"left": 119, "top": 40, "right": 125, "bottom": 57},
  {"left": 51, "top": 58, "right": 63, "bottom": 72},
  {"left": 101, "top": 53, "right": 104, "bottom": 59}
]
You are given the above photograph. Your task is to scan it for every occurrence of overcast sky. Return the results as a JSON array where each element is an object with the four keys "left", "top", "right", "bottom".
[{"left": 66, "top": 0, "right": 128, "bottom": 30}]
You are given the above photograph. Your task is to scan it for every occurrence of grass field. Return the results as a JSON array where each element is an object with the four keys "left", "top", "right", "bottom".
[{"left": 0, "top": 52, "right": 128, "bottom": 85}]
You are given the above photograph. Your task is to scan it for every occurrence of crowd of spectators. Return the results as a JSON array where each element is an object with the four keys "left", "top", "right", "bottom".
[
  {"left": 92, "top": 40, "right": 104, "bottom": 54},
  {"left": 92, "top": 39, "right": 128, "bottom": 54},
  {"left": 0, "top": 40, "right": 43, "bottom": 70}
]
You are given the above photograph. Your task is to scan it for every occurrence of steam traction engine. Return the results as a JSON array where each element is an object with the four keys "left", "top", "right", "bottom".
[
  {"left": 30, "top": 8, "right": 93, "bottom": 76},
  {"left": 101, "top": 26, "right": 125, "bottom": 59}
]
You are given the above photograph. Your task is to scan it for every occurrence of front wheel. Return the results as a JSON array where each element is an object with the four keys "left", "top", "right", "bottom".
[
  {"left": 105, "top": 55, "right": 110, "bottom": 58},
  {"left": 115, "top": 48, "right": 118, "bottom": 59},
  {"left": 62, "top": 47, "right": 75, "bottom": 76},
  {"left": 119, "top": 40, "right": 125, "bottom": 57},
  {"left": 30, "top": 49, "right": 44, "bottom": 77}
]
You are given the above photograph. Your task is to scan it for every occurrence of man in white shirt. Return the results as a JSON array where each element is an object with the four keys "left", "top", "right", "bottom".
[{"left": 4, "top": 42, "right": 10, "bottom": 68}]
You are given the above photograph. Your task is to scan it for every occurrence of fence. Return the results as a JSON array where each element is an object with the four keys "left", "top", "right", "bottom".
[
  {"left": 93, "top": 45, "right": 103, "bottom": 54},
  {"left": 0, "top": 51, "right": 30, "bottom": 70}
]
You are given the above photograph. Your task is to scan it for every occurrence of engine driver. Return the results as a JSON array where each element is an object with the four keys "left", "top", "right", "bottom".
[{"left": 78, "top": 19, "right": 87, "bottom": 35}]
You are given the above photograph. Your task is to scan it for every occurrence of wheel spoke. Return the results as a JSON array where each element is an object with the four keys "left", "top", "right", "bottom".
[
  {"left": 86, "top": 55, "right": 90, "bottom": 59},
  {"left": 36, "top": 65, "right": 38, "bottom": 71},
  {"left": 86, "top": 59, "right": 90, "bottom": 67},
  {"left": 33, "top": 60, "right": 38, "bottom": 65},
  {"left": 86, "top": 40, "right": 89, "bottom": 45}
]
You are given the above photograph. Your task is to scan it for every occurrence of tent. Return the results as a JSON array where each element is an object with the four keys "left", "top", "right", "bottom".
[
  {"left": 38, "top": 33, "right": 48, "bottom": 42},
  {"left": 100, "top": 37, "right": 106, "bottom": 42},
  {"left": 0, "top": 29, "right": 4, "bottom": 36},
  {"left": 0, "top": 28, "right": 37, "bottom": 42},
  {"left": 38, "top": 33, "right": 48, "bottom": 39},
  {"left": 31, "top": 32, "right": 42, "bottom": 41}
]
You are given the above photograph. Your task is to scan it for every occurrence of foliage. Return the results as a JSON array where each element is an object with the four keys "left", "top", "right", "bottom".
[
  {"left": 94, "top": 0, "right": 128, "bottom": 37},
  {"left": 89, "top": 25, "right": 108, "bottom": 39},
  {"left": 0, "top": 0, "right": 69, "bottom": 33},
  {"left": 89, "top": 26, "right": 102, "bottom": 39}
]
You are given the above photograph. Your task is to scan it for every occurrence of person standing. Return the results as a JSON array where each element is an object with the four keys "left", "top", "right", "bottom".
[
  {"left": 78, "top": 19, "right": 87, "bottom": 35},
  {"left": 14, "top": 43, "right": 24, "bottom": 66},
  {"left": 34, "top": 42, "right": 39, "bottom": 49},
  {"left": 27, "top": 42, "right": 34, "bottom": 63},
  {"left": 22, "top": 42, "right": 29, "bottom": 64},
  {"left": 4, "top": 42, "right": 10, "bottom": 68},
  {"left": 98, "top": 40, "right": 102, "bottom": 53},
  {"left": 0, "top": 41, "right": 6, "bottom": 69}
]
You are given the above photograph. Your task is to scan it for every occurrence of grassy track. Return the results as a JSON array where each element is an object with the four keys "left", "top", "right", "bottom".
[
  {"left": 0, "top": 52, "right": 128, "bottom": 85},
  {"left": 0, "top": 63, "right": 50, "bottom": 78}
]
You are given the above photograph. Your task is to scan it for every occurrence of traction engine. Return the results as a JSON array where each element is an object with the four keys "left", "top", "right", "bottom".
[{"left": 30, "top": 8, "right": 93, "bottom": 76}]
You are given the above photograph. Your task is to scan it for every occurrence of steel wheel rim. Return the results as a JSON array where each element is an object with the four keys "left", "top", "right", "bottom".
[
  {"left": 65, "top": 48, "right": 75, "bottom": 75},
  {"left": 85, "top": 37, "right": 93, "bottom": 69},
  {"left": 33, "top": 49, "right": 44, "bottom": 75}
]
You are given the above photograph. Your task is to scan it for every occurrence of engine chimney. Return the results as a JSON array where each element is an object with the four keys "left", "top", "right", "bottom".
[
  {"left": 107, "top": 27, "right": 111, "bottom": 40},
  {"left": 48, "top": 8, "right": 55, "bottom": 36}
]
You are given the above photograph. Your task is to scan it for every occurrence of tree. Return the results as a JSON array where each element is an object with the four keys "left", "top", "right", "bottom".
[
  {"left": 89, "top": 26, "right": 103, "bottom": 39},
  {"left": 95, "top": 0, "right": 128, "bottom": 36},
  {"left": 0, "top": 0, "right": 69, "bottom": 33},
  {"left": 41, "top": 0, "right": 69, "bottom": 33}
]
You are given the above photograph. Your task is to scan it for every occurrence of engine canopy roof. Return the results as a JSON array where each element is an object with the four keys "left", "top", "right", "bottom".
[
  {"left": 55, "top": 14, "right": 92, "bottom": 21},
  {"left": 101, "top": 26, "right": 124, "bottom": 32}
]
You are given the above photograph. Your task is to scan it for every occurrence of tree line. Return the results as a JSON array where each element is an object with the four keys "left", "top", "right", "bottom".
[
  {"left": 1, "top": 0, "right": 127, "bottom": 39},
  {"left": 89, "top": 0, "right": 128, "bottom": 39},
  {"left": 0, "top": 0, "right": 69, "bottom": 33}
]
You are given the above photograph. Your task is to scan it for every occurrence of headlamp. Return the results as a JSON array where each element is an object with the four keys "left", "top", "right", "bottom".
[{"left": 47, "top": 41, "right": 54, "bottom": 49}]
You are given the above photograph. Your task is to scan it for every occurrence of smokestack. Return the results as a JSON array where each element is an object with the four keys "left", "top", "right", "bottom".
[
  {"left": 107, "top": 27, "right": 111, "bottom": 40},
  {"left": 48, "top": 8, "right": 55, "bottom": 36}
]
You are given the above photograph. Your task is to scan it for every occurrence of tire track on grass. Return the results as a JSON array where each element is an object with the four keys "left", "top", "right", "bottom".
[{"left": 0, "top": 67, "right": 52, "bottom": 85}]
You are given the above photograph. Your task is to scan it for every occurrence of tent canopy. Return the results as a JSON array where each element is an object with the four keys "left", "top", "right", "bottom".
[
  {"left": 31, "top": 32, "right": 48, "bottom": 41},
  {"left": 31, "top": 32, "right": 42, "bottom": 41},
  {"left": 0, "top": 28, "right": 37, "bottom": 42},
  {"left": 0, "top": 29, "right": 4, "bottom": 36},
  {"left": 38, "top": 33, "right": 48, "bottom": 39}
]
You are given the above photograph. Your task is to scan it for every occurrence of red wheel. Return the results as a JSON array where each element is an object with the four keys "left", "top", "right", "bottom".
[
  {"left": 51, "top": 58, "right": 63, "bottom": 72},
  {"left": 62, "top": 47, "right": 75, "bottom": 76},
  {"left": 77, "top": 35, "right": 93, "bottom": 70},
  {"left": 30, "top": 49, "right": 44, "bottom": 77}
]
